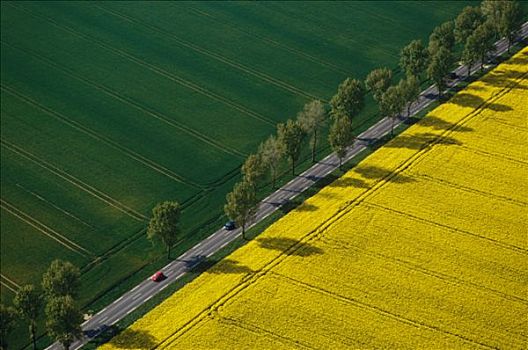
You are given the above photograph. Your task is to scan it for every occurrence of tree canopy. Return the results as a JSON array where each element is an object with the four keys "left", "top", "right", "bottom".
[
  {"left": 429, "top": 21, "right": 455, "bottom": 54},
  {"left": 427, "top": 46, "right": 453, "bottom": 98},
  {"left": 365, "top": 67, "right": 393, "bottom": 102},
  {"left": 258, "top": 135, "right": 284, "bottom": 189},
  {"left": 147, "top": 201, "right": 181, "bottom": 259},
  {"left": 277, "top": 119, "right": 305, "bottom": 176},
  {"left": 455, "top": 6, "right": 485, "bottom": 44},
  {"left": 297, "top": 100, "right": 327, "bottom": 163},
  {"left": 399, "top": 39, "right": 429, "bottom": 77},
  {"left": 45, "top": 296, "right": 83, "bottom": 350},
  {"left": 328, "top": 114, "right": 355, "bottom": 169},
  {"left": 41, "top": 259, "right": 80, "bottom": 298},
  {"left": 14, "top": 285, "right": 43, "bottom": 350},
  {"left": 330, "top": 78, "right": 365, "bottom": 120},
  {"left": 224, "top": 180, "right": 258, "bottom": 239}
]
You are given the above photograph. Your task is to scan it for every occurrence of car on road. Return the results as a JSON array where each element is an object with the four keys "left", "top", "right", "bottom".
[
  {"left": 448, "top": 72, "right": 458, "bottom": 80},
  {"left": 151, "top": 271, "right": 165, "bottom": 282},
  {"left": 224, "top": 220, "right": 236, "bottom": 230}
]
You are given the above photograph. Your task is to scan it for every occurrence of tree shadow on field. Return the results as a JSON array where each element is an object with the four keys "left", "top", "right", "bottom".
[
  {"left": 105, "top": 328, "right": 157, "bottom": 350},
  {"left": 383, "top": 132, "right": 462, "bottom": 150},
  {"left": 419, "top": 115, "right": 473, "bottom": 132},
  {"left": 191, "top": 258, "right": 253, "bottom": 275},
  {"left": 450, "top": 93, "right": 513, "bottom": 112},
  {"left": 353, "top": 165, "right": 416, "bottom": 184},
  {"left": 257, "top": 237, "right": 323, "bottom": 257},
  {"left": 330, "top": 176, "right": 369, "bottom": 188}
]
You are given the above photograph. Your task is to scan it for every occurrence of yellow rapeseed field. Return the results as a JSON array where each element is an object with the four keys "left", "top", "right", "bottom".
[{"left": 101, "top": 49, "right": 528, "bottom": 349}]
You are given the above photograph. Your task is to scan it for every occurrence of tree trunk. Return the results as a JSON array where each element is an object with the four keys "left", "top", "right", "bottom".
[
  {"left": 391, "top": 116, "right": 395, "bottom": 136},
  {"left": 407, "top": 103, "right": 411, "bottom": 117},
  {"left": 291, "top": 160, "right": 295, "bottom": 176},
  {"left": 312, "top": 129, "right": 317, "bottom": 163},
  {"left": 30, "top": 323, "right": 36, "bottom": 350},
  {"left": 467, "top": 63, "right": 471, "bottom": 78},
  {"left": 242, "top": 224, "right": 246, "bottom": 240},
  {"left": 339, "top": 157, "right": 342, "bottom": 170},
  {"left": 167, "top": 244, "right": 171, "bottom": 260}
]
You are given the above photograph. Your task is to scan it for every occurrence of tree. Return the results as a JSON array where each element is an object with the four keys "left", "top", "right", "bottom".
[
  {"left": 0, "top": 304, "right": 17, "bottom": 350},
  {"left": 427, "top": 46, "right": 453, "bottom": 98},
  {"left": 277, "top": 120, "right": 305, "bottom": 176},
  {"left": 455, "top": 6, "right": 484, "bottom": 45},
  {"left": 428, "top": 21, "right": 455, "bottom": 54},
  {"left": 398, "top": 75, "right": 420, "bottom": 117},
  {"left": 42, "top": 260, "right": 80, "bottom": 298},
  {"left": 258, "top": 135, "right": 284, "bottom": 189},
  {"left": 399, "top": 39, "right": 429, "bottom": 77},
  {"left": 330, "top": 78, "right": 365, "bottom": 120},
  {"left": 147, "top": 201, "right": 181, "bottom": 259},
  {"left": 498, "top": 0, "right": 523, "bottom": 51},
  {"left": 328, "top": 114, "right": 354, "bottom": 169},
  {"left": 365, "top": 68, "right": 393, "bottom": 102},
  {"left": 380, "top": 85, "right": 405, "bottom": 136},
  {"left": 242, "top": 153, "right": 265, "bottom": 189},
  {"left": 224, "top": 181, "right": 258, "bottom": 240},
  {"left": 472, "top": 22, "right": 496, "bottom": 71},
  {"left": 297, "top": 100, "right": 327, "bottom": 163},
  {"left": 45, "top": 296, "right": 83, "bottom": 350},
  {"left": 14, "top": 285, "right": 43, "bottom": 350},
  {"left": 481, "top": 0, "right": 505, "bottom": 37}
]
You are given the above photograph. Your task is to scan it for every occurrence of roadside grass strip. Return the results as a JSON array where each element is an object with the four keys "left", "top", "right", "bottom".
[{"left": 100, "top": 50, "right": 528, "bottom": 348}]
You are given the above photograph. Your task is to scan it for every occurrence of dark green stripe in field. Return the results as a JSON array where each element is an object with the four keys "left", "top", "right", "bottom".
[{"left": 1, "top": 1, "right": 477, "bottom": 347}]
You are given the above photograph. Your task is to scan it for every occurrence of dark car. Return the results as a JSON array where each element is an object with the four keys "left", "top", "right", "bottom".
[
  {"left": 448, "top": 72, "right": 458, "bottom": 80},
  {"left": 151, "top": 271, "right": 166, "bottom": 282},
  {"left": 224, "top": 220, "right": 236, "bottom": 230}
]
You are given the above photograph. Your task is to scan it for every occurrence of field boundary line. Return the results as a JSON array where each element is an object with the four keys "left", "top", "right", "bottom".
[
  {"left": 155, "top": 63, "right": 528, "bottom": 346},
  {"left": 1, "top": 139, "right": 147, "bottom": 221},
  {"left": 0, "top": 199, "right": 93, "bottom": 257},
  {"left": 7, "top": 3, "right": 274, "bottom": 130},
  {"left": 95, "top": 5, "right": 325, "bottom": 102},
  {"left": 318, "top": 236, "right": 528, "bottom": 305},
  {"left": 0, "top": 81, "right": 203, "bottom": 190},
  {"left": 187, "top": 6, "right": 352, "bottom": 76},
  {"left": 14, "top": 183, "right": 95, "bottom": 229},
  {"left": 269, "top": 273, "right": 499, "bottom": 349}
]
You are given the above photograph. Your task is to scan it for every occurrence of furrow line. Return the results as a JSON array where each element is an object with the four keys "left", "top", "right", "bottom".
[
  {"left": 364, "top": 201, "right": 527, "bottom": 254},
  {"left": 96, "top": 5, "right": 324, "bottom": 102},
  {"left": 0, "top": 273, "right": 21, "bottom": 289},
  {"left": 0, "top": 71, "right": 203, "bottom": 189},
  {"left": 8, "top": 3, "right": 272, "bottom": 130},
  {"left": 272, "top": 273, "right": 497, "bottom": 349},
  {"left": 410, "top": 172, "right": 527, "bottom": 206},
  {"left": 0, "top": 281, "right": 17, "bottom": 293},
  {"left": 320, "top": 237, "right": 528, "bottom": 305},
  {"left": 0, "top": 199, "right": 92, "bottom": 257},
  {"left": 14, "top": 183, "right": 95, "bottom": 229},
  {"left": 188, "top": 7, "right": 352, "bottom": 76},
  {"left": 0, "top": 139, "right": 147, "bottom": 221}
]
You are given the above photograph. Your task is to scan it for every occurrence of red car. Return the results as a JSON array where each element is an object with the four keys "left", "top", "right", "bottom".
[{"left": 151, "top": 271, "right": 165, "bottom": 282}]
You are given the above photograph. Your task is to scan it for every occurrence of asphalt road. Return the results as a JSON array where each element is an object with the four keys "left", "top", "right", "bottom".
[{"left": 47, "top": 22, "right": 527, "bottom": 350}]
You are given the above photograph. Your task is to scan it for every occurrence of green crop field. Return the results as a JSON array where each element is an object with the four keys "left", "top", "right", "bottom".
[{"left": 1, "top": 0, "right": 475, "bottom": 346}]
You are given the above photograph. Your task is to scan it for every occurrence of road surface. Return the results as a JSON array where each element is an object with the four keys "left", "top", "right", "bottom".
[{"left": 47, "top": 22, "right": 527, "bottom": 350}]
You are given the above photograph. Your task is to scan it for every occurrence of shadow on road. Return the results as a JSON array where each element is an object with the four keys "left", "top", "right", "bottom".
[
  {"left": 257, "top": 237, "right": 323, "bottom": 257},
  {"left": 191, "top": 258, "right": 253, "bottom": 275}
]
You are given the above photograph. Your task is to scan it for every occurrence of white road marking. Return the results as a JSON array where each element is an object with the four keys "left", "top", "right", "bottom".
[{"left": 131, "top": 292, "right": 142, "bottom": 300}]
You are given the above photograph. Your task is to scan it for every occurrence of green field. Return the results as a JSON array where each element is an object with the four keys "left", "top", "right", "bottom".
[{"left": 1, "top": 0, "right": 474, "bottom": 345}]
